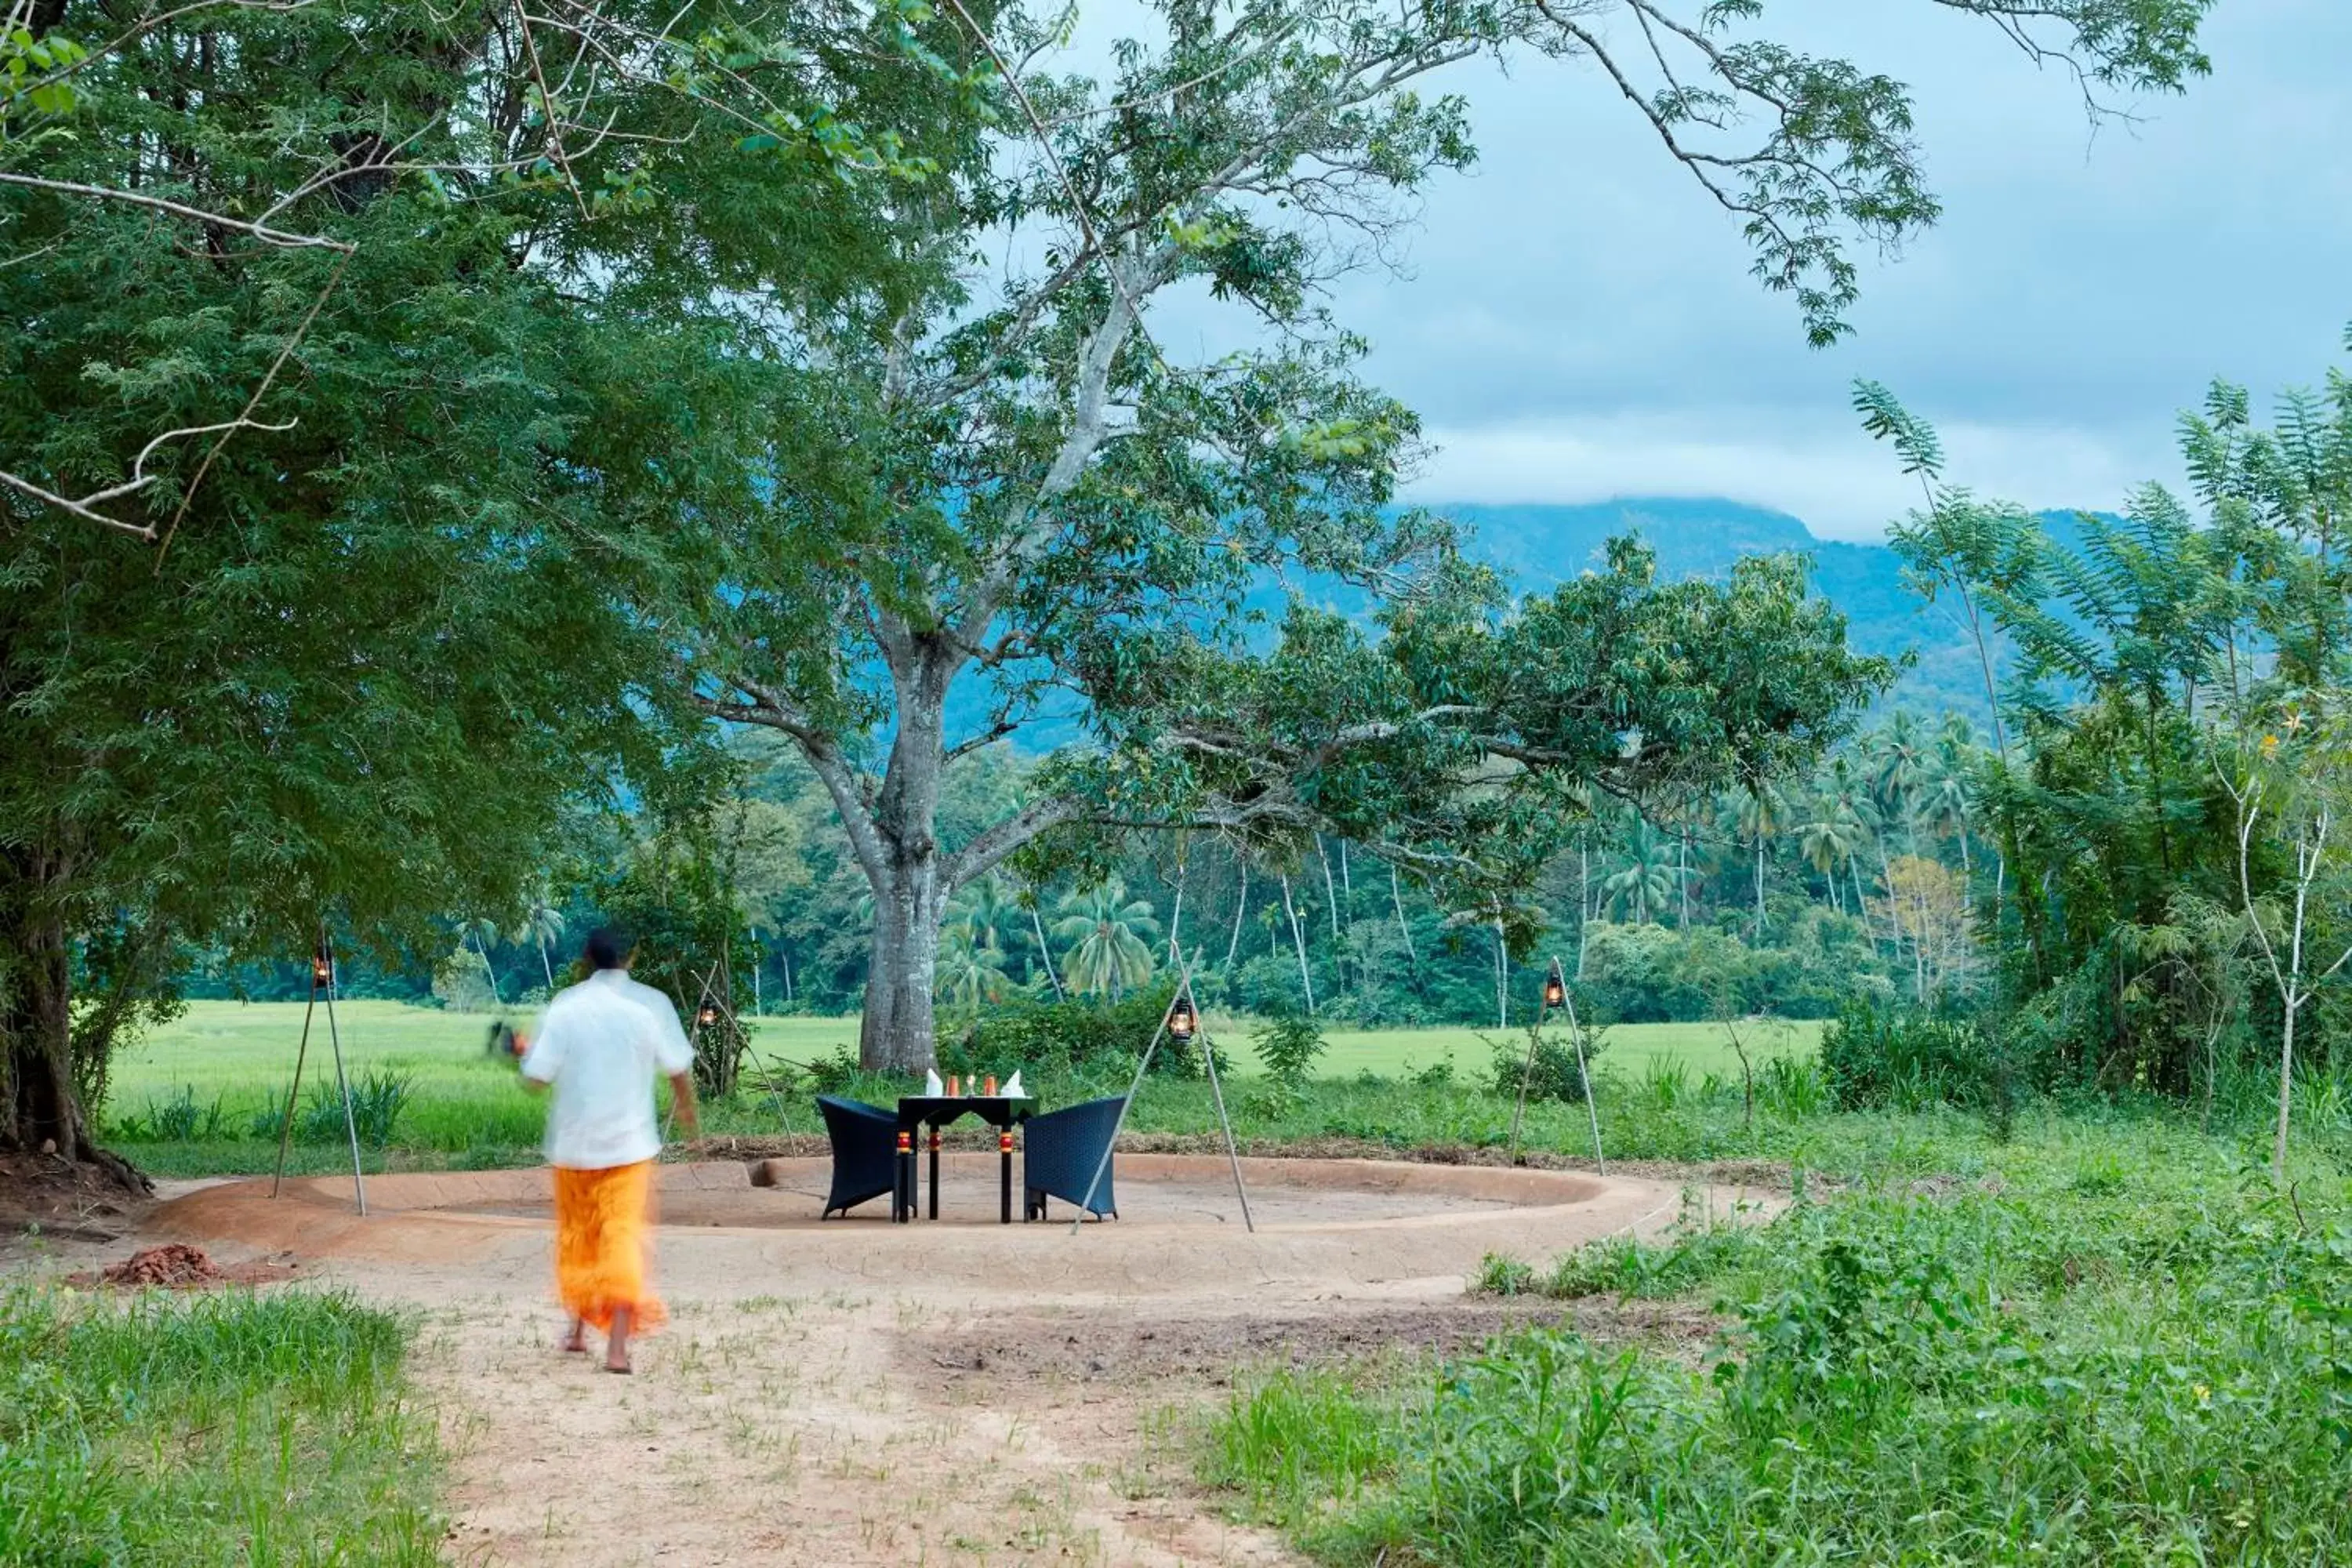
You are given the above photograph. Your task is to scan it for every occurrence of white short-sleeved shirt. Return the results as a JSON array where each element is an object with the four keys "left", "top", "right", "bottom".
[{"left": 519, "top": 969, "right": 695, "bottom": 1170}]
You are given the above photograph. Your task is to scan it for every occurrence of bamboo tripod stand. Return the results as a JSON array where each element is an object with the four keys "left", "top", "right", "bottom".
[
  {"left": 1070, "top": 945, "right": 1254, "bottom": 1234},
  {"left": 269, "top": 925, "right": 368, "bottom": 1214}
]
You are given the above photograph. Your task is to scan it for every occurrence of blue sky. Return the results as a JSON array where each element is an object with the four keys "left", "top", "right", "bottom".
[{"left": 1329, "top": 1, "right": 2350, "bottom": 539}]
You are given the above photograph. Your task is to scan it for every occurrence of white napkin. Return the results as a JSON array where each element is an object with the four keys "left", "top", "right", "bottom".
[
  {"left": 924, "top": 1067, "right": 945, "bottom": 1097},
  {"left": 1000, "top": 1070, "right": 1025, "bottom": 1099}
]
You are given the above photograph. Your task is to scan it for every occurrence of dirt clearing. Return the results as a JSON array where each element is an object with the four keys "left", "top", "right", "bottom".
[{"left": 23, "top": 1157, "right": 1766, "bottom": 1566}]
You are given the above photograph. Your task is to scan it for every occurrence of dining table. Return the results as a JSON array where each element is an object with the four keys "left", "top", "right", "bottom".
[{"left": 893, "top": 1094, "right": 1030, "bottom": 1223}]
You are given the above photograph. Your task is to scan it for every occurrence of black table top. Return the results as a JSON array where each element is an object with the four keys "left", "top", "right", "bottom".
[{"left": 895, "top": 1094, "right": 1030, "bottom": 1128}]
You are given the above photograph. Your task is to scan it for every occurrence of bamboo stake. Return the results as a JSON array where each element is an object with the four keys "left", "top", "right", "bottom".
[
  {"left": 318, "top": 930, "right": 366, "bottom": 1215},
  {"left": 269, "top": 969, "right": 320, "bottom": 1199},
  {"left": 1558, "top": 956, "right": 1606, "bottom": 1177}
]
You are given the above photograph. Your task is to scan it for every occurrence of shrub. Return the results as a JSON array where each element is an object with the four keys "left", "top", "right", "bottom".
[
  {"left": 1486, "top": 1026, "right": 1604, "bottom": 1104},
  {"left": 260, "top": 1067, "right": 415, "bottom": 1148},
  {"left": 1252, "top": 1011, "right": 1327, "bottom": 1088},
  {"left": 1757, "top": 1054, "right": 1829, "bottom": 1119},
  {"left": 804, "top": 1044, "right": 860, "bottom": 1095},
  {"left": 111, "top": 1085, "right": 227, "bottom": 1143},
  {"left": 954, "top": 984, "right": 1199, "bottom": 1077},
  {"left": 1819, "top": 998, "right": 2016, "bottom": 1111}
]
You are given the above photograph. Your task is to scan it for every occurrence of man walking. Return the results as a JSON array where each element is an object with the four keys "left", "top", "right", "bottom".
[{"left": 518, "top": 926, "right": 699, "bottom": 1373}]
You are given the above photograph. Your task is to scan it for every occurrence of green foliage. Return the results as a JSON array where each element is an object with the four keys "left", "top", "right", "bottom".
[
  {"left": 1819, "top": 998, "right": 2035, "bottom": 1113},
  {"left": 1214, "top": 1133, "right": 2352, "bottom": 1567},
  {"left": 952, "top": 984, "right": 1189, "bottom": 1080},
  {"left": 0, "top": 1285, "right": 441, "bottom": 1565},
  {"left": 1251, "top": 1012, "right": 1327, "bottom": 1090},
  {"left": 1486, "top": 1028, "right": 1602, "bottom": 1105},
  {"left": 243, "top": 1067, "right": 415, "bottom": 1149},
  {"left": 1476, "top": 1222, "right": 1762, "bottom": 1303},
  {"left": 106, "top": 1084, "right": 228, "bottom": 1145}
]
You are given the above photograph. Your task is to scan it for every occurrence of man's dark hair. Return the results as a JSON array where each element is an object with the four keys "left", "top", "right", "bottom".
[{"left": 583, "top": 926, "right": 634, "bottom": 972}]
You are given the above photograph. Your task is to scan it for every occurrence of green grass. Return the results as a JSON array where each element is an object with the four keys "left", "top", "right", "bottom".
[
  {"left": 1286, "top": 1018, "right": 1820, "bottom": 1082},
  {"left": 0, "top": 1284, "right": 443, "bottom": 1566},
  {"left": 100, "top": 1001, "right": 1818, "bottom": 1178},
  {"left": 1205, "top": 1109, "right": 2352, "bottom": 1566}
]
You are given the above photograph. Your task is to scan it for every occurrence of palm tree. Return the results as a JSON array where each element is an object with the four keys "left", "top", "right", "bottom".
[
  {"left": 1014, "top": 880, "right": 1065, "bottom": 1000},
  {"left": 1922, "top": 716, "right": 1982, "bottom": 877},
  {"left": 947, "top": 875, "right": 1015, "bottom": 957},
  {"left": 1798, "top": 764, "right": 1875, "bottom": 922},
  {"left": 1053, "top": 879, "right": 1160, "bottom": 1000},
  {"left": 937, "top": 921, "right": 1014, "bottom": 1017},
  {"left": 1868, "top": 711, "right": 1932, "bottom": 858},
  {"left": 511, "top": 891, "right": 568, "bottom": 993},
  {"left": 1601, "top": 820, "right": 1676, "bottom": 926},
  {"left": 1732, "top": 782, "right": 1790, "bottom": 939},
  {"left": 464, "top": 917, "right": 504, "bottom": 1007}
]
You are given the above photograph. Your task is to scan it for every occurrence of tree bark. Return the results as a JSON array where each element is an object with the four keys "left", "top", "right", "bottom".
[
  {"left": 858, "top": 850, "right": 945, "bottom": 1073},
  {"left": 1753, "top": 837, "right": 1766, "bottom": 941},
  {"left": 1280, "top": 875, "right": 1315, "bottom": 1014},
  {"left": 1226, "top": 854, "right": 1250, "bottom": 969},
  {"left": 2274, "top": 992, "right": 2298, "bottom": 1182},
  {"left": 1, "top": 849, "right": 147, "bottom": 1192},
  {"left": 1389, "top": 861, "right": 1416, "bottom": 971},
  {"left": 1029, "top": 900, "right": 1063, "bottom": 1000}
]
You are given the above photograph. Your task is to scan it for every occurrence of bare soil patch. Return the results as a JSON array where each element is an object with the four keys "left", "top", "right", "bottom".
[
  {"left": 0, "top": 1148, "right": 154, "bottom": 1243},
  {"left": 901, "top": 1296, "right": 1722, "bottom": 1393}
]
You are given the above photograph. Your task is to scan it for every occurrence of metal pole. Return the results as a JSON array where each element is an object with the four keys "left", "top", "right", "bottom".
[
  {"left": 319, "top": 931, "right": 367, "bottom": 1215},
  {"left": 1557, "top": 956, "right": 1606, "bottom": 1177},
  {"left": 1508, "top": 1000, "right": 1541, "bottom": 1166},
  {"left": 270, "top": 972, "right": 320, "bottom": 1199},
  {"left": 1196, "top": 1005, "right": 1255, "bottom": 1233},
  {"left": 1069, "top": 954, "right": 1193, "bottom": 1235}
]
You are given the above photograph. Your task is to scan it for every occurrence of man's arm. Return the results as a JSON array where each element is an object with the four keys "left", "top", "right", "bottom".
[{"left": 666, "top": 1073, "right": 700, "bottom": 1141}]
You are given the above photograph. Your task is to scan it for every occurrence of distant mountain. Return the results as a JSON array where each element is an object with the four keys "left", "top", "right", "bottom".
[
  {"left": 1441, "top": 499, "right": 2009, "bottom": 721},
  {"left": 949, "top": 496, "right": 2060, "bottom": 749}
]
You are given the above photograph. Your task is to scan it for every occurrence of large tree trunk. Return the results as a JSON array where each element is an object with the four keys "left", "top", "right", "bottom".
[
  {"left": 858, "top": 851, "right": 944, "bottom": 1073},
  {"left": 1, "top": 848, "right": 147, "bottom": 1192},
  {"left": 2, "top": 902, "right": 81, "bottom": 1156},
  {"left": 851, "top": 640, "right": 955, "bottom": 1074}
]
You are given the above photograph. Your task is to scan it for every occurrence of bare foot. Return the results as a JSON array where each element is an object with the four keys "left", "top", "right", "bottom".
[
  {"left": 604, "top": 1306, "right": 633, "bottom": 1374},
  {"left": 561, "top": 1318, "right": 587, "bottom": 1354}
]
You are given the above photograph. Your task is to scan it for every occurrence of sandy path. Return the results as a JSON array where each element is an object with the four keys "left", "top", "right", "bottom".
[{"left": 100, "top": 1160, "right": 1769, "bottom": 1566}]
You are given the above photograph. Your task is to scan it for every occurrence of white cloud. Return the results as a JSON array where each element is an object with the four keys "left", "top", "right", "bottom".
[{"left": 1407, "top": 412, "right": 2171, "bottom": 541}]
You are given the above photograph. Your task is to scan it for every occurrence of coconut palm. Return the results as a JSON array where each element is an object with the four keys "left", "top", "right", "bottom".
[
  {"left": 1867, "top": 711, "right": 1933, "bottom": 856},
  {"left": 1730, "top": 782, "right": 1791, "bottom": 938},
  {"left": 1797, "top": 768, "right": 1874, "bottom": 917},
  {"left": 463, "top": 916, "right": 504, "bottom": 1006},
  {"left": 947, "top": 875, "right": 1015, "bottom": 957},
  {"left": 1601, "top": 820, "right": 1676, "bottom": 926},
  {"left": 511, "top": 891, "right": 568, "bottom": 993},
  {"left": 1922, "top": 717, "right": 1983, "bottom": 875},
  {"left": 937, "top": 921, "right": 1014, "bottom": 1017},
  {"left": 1053, "top": 878, "right": 1160, "bottom": 1000}
]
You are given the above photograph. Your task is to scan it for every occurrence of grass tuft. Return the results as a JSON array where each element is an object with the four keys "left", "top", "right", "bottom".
[{"left": 0, "top": 1283, "right": 444, "bottom": 1566}]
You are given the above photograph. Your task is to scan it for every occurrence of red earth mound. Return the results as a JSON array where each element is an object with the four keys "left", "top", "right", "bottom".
[{"left": 67, "top": 1242, "right": 302, "bottom": 1290}]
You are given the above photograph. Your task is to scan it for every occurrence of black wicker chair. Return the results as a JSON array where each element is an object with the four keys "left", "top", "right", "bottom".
[
  {"left": 816, "top": 1095, "right": 899, "bottom": 1218},
  {"left": 1022, "top": 1095, "right": 1127, "bottom": 1221}
]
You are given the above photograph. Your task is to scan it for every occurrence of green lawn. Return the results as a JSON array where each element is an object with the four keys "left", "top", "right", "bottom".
[
  {"left": 111, "top": 1000, "right": 1817, "bottom": 1116},
  {"left": 105, "top": 1001, "right": 863, "bottom": 1119},
  {"left": 100, "top": 1000, "right": 1820, "bottom": 1178}
]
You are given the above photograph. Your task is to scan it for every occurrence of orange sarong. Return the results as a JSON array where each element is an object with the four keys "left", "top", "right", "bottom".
[{"left": 552, "top": 1161, "right": 664, "bottom": 1332}]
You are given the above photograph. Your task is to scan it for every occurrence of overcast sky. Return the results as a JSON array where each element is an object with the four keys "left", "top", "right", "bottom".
[{"left": 1133, "top": 1, "right": 2349, "bottom": 542}]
